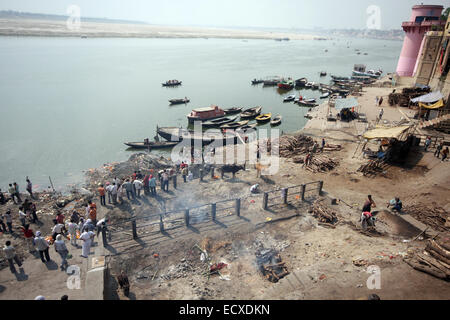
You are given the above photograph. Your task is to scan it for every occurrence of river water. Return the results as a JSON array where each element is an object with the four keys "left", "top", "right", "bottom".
[{"left": 0, "top": 36, "right": 401, "bottom": 190}]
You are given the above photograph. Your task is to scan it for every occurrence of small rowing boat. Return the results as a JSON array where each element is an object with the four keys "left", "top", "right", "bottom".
[
  {"left": 283, "top": 94, "right": 296, "bottom": 102},
  {"left": 124, "top": 141, "right": 179, "bottom": 149},
  {"left": 223, "top": 107, "right": 243, "bottom": 115},
  {"left": 297, "top": 100, "right": 318, "bottom": 107},
  {"left": 241, "top": 106, "right": 262, "bottom": 119},
  {"left": 162, "top": 80, "right": 182, "bottom": 87},
  {"left": 255, "top": 113, "right": 272, "bottom": 123},
  {"left": 203, "top": 116, "right": 238, "bottom": 128},
  {"left": 220, "top": 120, "right": 249, "bottom": 130},
  {"left": 320, "top": 92, "right": 330, "bottom": 99},
  {"left": 169, "top": 98, "right": 190, "bottom": 105},
  {"left": 270, "top": 115, "right": 282, "bottom": 126}
]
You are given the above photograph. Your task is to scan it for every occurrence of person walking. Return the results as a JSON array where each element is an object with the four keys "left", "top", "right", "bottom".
[
  {"left": 424, "top": 136, "right": 431, "bottom": 152},
  {"left": 162, "top": 170, "right": 169, "bottom": 192},
  {"left": 56, "top": 211, "right": 65, "bottom": 224},
  {"left": 26, "top": 177, "right": 33, "bottom": 198},
  {"left": 149, "top": 175, "right": 157, "bottom": 195},
  {"left": 378, "top": 96, "right": 383, "bottom": 107},
  {"left": 21, "top": 224, "right": 35, "bottom": 252},
  {"left": 67, "top": 219, "right": 79, "bottom": 247},
  {"left": 34, "top": 231, "right": 51, "bottom": 263},
  {"left": 54, "top": 235, "right": 69, "bottom": 271},
  {"left": 5, "top": 210, "right": 13, "bottom": 233},
  {"left": 51, "top": 219, "right": 66, "bottom": 240},
  {"left": 29, "top": 202, "right": 39, "bottom": 224},
  {"left": 442, "top": 147, "right": 449, "bottom": 162},
  {"left": 80, "top": 229, "right": 95, "bottom": 258},
  {"left": 13, "top": 182, "right": 21, "bottom": 203},
  {"left": 143, "top": 174, "right": 150, "bottom": 195},
  {"left": 3, "top": 241, "right": 23, "bottom": 273},
  {"left": 434, "top": 142, "right": 443, "bottom": 158},
  {"left": 18, "top": 207, "right": 27, "bottom": 226},
  {"left": 375, "top": 96, "right": 379, "bottom": 107},
  {"left": 98, "top": 184, "right": 106, "bottom": 206},
  {"left": 133, "top": 179, "right": 143, "bottom": 198},
  {"left": 117, "top": 183, "right": 124, "bottom": 204},
  {"left": 379, "top": 108, "right": 384, "bottom": 121}
]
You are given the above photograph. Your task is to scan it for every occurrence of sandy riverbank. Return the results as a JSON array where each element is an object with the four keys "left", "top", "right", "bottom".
[{"left": 0, "top": 18, "right": 325, "bottom": 40}]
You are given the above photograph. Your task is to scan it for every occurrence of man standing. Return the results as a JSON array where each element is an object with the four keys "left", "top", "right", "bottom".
[
  {"left": 13, "top": 182, "right": 21, "bottom": 203},
  {"left": 133, "top": 178, "right": 143, "bottom": 198},
  {"left": 8, "top": 184, "right": 17, "bottom": 204},
  {"left": 18, "top": 207, "right": 27, "bottom": 226},
  {"left": 26, "top": 177, "right": 33, "bottom": 198},
  {"left": 362, "top": 195, "right": 376, "bottom": 213},
  {"left": 29, "top": 202, "right": 39, "bottom": 224},
  {"left": 34, "top": 231, "right": 51, "bottom": 263},
  {"left": 0, "top": 213, "right": 6, "bottom": 233},
  {"left": 80, "top": 229, "right": 95, "bottom": 258},
  {"left": 20, "top": 224, "right": 35, "bottom": 252},
  {"left": 105, "top": 182, "right": 113, "bottom": 204},
  {"left": 51, "top": 219, "right": 66, "bottom": 240},
  {"left": 67, "top": 218, "right": 79, "bottom": 247},
  {"left": 143, "top": 174, "right": 150, "bottom": 195},
  {"left": 117, "top": 270, "right": 130, "bottom": 297},
  {"left": 379, "top": 108, "right": 384, "bottom": 121},
  {"left": 98, "top": 184, "right": 106, "bottom": 206},
  {"left": 162, "top": 170, "right": 169, "bottom": 192},
  {"left": 149, "top": 175, "right": 157, "bottom": 195},
  {"left": 56, "top": 211, "right": 65, "bottom": 224},
  {"left": 123, "top": 179, "right": 133, "bottom": 200},
  {"left": 181, "top": 166, "right": 188, "bottom": 183},
  {"left": 111, "top": 183, "right": 118, "bottom": 204},
  {"left": 3, "top": 241, "right": 23, "bottom": 273},
  {"left": 378, "top": 96, "right": 383, "bottom": 107},
  {"left": 435, "top": 142, "right": 443, "bottom": 158},
  {"left": 54, "top": 234, "right": 69, "bottom": 271}
]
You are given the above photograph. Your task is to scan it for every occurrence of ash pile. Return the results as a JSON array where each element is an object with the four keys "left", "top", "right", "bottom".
[{"left": 255, "top": 249, "right": 289, "bottom": 283}]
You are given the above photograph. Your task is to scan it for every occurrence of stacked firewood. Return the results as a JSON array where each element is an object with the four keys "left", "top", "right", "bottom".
[
  {"left": 405, "top": 235, "right": 450, "bottom": 281},
  {"left": 277, "top": 134, "right": 315, "bottom": 157},
  {"left": 403, "top": 204, "right": 449, "bottom": 233},
  {"left": 388, "top": 87, "right": 430, "bottom": 107},
  {"left": 311, "top": 200, "right": 338, "bottom": 225},
  {"left": 357, "top": 159, "right": 387, "bottom": 176}
]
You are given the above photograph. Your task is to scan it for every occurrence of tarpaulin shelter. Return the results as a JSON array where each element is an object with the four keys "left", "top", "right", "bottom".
[
  {"left": 363, "top": 125, "right": 412, "bottom": 140},
  {"left": 410, "top": 91, "right": 443, "bottom": 103},
  {"left": 334, "top": 97, "right": 359, "bottom": 111},
  {"left": 418, "top": 99, "right": 444, "bottom": 109}
]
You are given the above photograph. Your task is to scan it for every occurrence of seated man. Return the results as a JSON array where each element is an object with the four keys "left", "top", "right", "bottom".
[
  {"left": 387, "top": 197, "right": 402, "bottom": 212},
  {"left": 360, "top": 211, "right": 375, "bottom": 229}
]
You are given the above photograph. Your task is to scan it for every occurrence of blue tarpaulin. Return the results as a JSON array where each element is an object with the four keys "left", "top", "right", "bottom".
[
  {"left": 410, "top": 91, "right": 443, "bottom": 103},
  {"left": 334, "top": 97, "right": 359, "bottom": 110}
]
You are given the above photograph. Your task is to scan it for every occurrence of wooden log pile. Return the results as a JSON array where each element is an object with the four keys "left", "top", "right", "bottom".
[
  {"left": 405, "top": 235, "right": 450, "bottom": 281},
  {"left": 311, "top": 200, "right": 338, "bottom": 225},
  {"left": 276, "top": 134, "right": 315, "bottom": 156},
  {"left": 388, "top": 87, "right": 430, "bottom": 107},
  {"left": 357, "top": 159, "right": 387, "bottom": 176},
  {"left": 403, "top": 204, "right": 450, "bottom": 233}
]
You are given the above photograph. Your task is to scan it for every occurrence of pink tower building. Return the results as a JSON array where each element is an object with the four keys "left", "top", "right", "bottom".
[{"left": 396, "top": 4, "right": 444, "bottom": 77}]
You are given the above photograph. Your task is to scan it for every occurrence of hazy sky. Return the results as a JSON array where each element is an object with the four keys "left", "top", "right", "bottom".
[{"left": 0, "top": 0, "right": 448, "bottom": 29}]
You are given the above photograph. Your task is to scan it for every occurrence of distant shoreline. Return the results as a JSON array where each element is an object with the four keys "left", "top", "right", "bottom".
[{"left": 0, "top": 18, "right": 327, "bottom": 41}]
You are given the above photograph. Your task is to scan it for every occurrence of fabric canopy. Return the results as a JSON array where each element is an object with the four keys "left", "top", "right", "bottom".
[
  {"left": 410, "top": 91, "right": 443, "bottom": 103},
  {"left": 363, "top": 125, "right": 411, "bottom": 140},
  {"left": 418, "top": 99, "right": 444, "bottom": 109},
  {"left": 334, "top": 97, "right": 359, "bottom": 110}
]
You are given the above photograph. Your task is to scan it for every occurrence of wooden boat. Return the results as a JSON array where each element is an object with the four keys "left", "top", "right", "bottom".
[
  {"left": 311, "top": 83, "right": 319, "bottom": 90},
  {"left": 283, "top": 94, "right": 296, "bottom": 102},
  {"left": 320, "top": 91, "right": 330, "bottom": 99},
  {"left": 223, "top": 107, "right": 243, "bottom": 115},
  {"left": 320, "top": 71, "right": 327, "bottom": 77},
  {"left": 277, "top": 79, "right": 294, "bottom": 90},
  {"left": 240, "top": 106, "right": 262, "bottom": 119},
  {"left": 203, "top": 116, "right": 238, "bottom": 128},
  {"left": 124, "top": 141, "right": 178, "bottom": 149},
  {"left": 169, "top": 98, "right": 190, "bottom": 105},
  {"left": 255, "top": 113, "right": 272, "bottom": 123},
  {"left": 236, "top": 123, "right": 257, "bottom": 132},
  {"left": 295, "top": 78, "right": 308, "bottom": 87},
  {"left": 220, "top": 120, "right": 249, "bottom": 130},
  {"left": 156, "top": 126, "right": 238, "bottom": 145},
  {"left": 162, "top": 80, "right": 182, "bottom": 87},
  {"left": 251, "top": 79, "right": 264, "bottom": 85},
  {"left": 270, "top": 115, "right": 282, "bottom": 126},
  {"left": 187, "top": 105, "right": 226, "bottom": 124},
  {"left": 331, "top": 75, "right": 350, "bottom": 81},
  {"left": 297, "top": 100, "right": 318, "bottom": 107}
]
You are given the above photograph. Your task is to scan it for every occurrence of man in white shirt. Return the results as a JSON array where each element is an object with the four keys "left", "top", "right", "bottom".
[
  {"left": 111, "top": 183, "right": 118, "bottom": 204},
  {"left": 80, "top": 230, "right": 95, "bottom": 258},
  {"left": 18, "top": 207, "right": 27, "bottom": 226},
  {"left": 105, "top": 183, "right": 113, "bottom": 204},
  {"left": 66, "top": 219, "right": 79, "bottom": 246},
  {"left": 51, "top": 219, "right": 66, "bottom": 240},
  {"left": 133, "top": 179, "right": 143, "bottom": 198}
]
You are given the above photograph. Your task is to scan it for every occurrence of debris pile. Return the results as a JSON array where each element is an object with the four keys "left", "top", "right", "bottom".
[
  {"left": 255, "top": 249, "right": 289, "bottom": 283},
  {"left": 310, "top": 200, "right": 338, "bottom": 226},
  {"left": 404, "top": 204, "right": 450, "bottom": 233},
  {"left": 160, "top": 260, "right": 195, "bottom": 280},
  {"left": 405, "top": 235, "right": 450, "bottom": 281}
]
